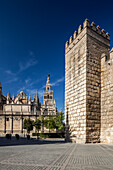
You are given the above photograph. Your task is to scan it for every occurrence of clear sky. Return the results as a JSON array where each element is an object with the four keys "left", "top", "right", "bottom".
[{"left": 0, "top": 0, "right": 113, "bottom": 112}]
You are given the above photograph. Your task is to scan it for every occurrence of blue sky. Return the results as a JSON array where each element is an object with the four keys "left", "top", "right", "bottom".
[{"left": 0, "top": 0, "right": 113, "bottom": 112}]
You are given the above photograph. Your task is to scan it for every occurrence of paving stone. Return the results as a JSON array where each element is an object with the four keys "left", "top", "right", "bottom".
[{"left": 0, "top": 139, "right": 113, "bottom": 170}]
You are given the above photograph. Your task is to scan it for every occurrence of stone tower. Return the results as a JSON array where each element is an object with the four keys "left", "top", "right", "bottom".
[
  {"left": 65, "top": 19, "right": 112, "bottom": 143},
  {"left": 43, "top": 74, "right": 53, "bottom": 106},
  {"left": 41, "top": 75, "right": 56, "bottom": 115}
]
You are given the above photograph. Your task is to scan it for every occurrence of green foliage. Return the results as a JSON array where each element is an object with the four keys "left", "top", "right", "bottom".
[
  {"left": 39, "top": 115, "right": 44, "bottom": 124},
  {"left": 55, "top": 110, "right": 65, "bottom": 131},
  {"left": 35, "top": 118, "right": 41, "bottom": 133},
  {"left": 44, "top": 116, "right": 56, "bottom": 131},
  {"left": 32, "top": 132, "right": 65, "bottom": 138},
  {"left": 23, "top": 118, "right": 33, "bottom": 134},
  {"left": 38, "top": 133, "right": 48, "bottom": 138}
]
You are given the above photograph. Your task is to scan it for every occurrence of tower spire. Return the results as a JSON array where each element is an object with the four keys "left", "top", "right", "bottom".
[
  {"left": 46, "top": 74, "right": 51, "bottom": 91},
  {"left": 36, "top": 90, "right": 38, "bottom": 102},
  {"left": 28, "top": 94, "right": 31, "bottom": 104},
  {"left": 54, "top": 99, "right": 56, "bottom": 105},
  {"left": 7, "top": 92, "right": 10, "bottom": 104}
]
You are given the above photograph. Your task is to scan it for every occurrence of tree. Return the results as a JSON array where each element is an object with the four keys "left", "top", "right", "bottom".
[
  {"left": 44, "top": 116, "right": 56, "bottom": 132},
  {"left": 35, "top": 118, "right": 41, "bottom": 133},
  {"left": 23, "top": 118, "right": 33, "bottom": 134},
  {"left": 55, "top": 109, "right": 65, "bottom": 132}
]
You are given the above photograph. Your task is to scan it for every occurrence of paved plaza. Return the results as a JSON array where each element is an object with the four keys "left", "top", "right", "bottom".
[{"left": 0, "top": 138, "right": 113, "bottom": 170}]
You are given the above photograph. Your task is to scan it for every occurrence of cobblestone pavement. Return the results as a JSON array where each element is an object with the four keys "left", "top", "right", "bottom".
[{"left": 0, "top": 138, "right": 113, "bottom": 170}]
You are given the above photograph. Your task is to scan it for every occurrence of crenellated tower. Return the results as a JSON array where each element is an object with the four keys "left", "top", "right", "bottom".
[{"left": 65, "top": 19, "right": 111, "bottom": 143}]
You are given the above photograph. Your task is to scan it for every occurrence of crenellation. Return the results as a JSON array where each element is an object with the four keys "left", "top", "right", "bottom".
[
  {"left": 78, "top": 25, "right": 82, "bottom": 34},
  {"left": 69, "top": 36, "right": 73, "bottom": 44},
  {"left": 101, "top": 29, "right": 106, "bottom": 37},
  {"left": 65, "top": 19, "right": 110, "bottom": 53},
  {"left": 65, "top": 41, "right": 69, "bottom": 48},
  {"left": 96, "top": 25, "right": 101, "bottom": 34},
  {"left": 73, "top": 31, "right": 78, "bottom": 39},
  {"left": 106, "top": 32, "right": 110, "bottom": 40},
  {"left": 83, "top": 18, "right": 90, "bottom": 28},
  {"left": 90, "top": 22, "right": 96, "bottom": 31}
]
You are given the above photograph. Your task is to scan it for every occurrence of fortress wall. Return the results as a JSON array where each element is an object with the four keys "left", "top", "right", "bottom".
[
  {"left": 65, "top": 19, "right": 111, "bottom": 143},
  {"left": 86, "top": 27, "right": 110, "bottom": 143},
  {"left": 101, "top": 49, "right": 113, "bottom": 143},
  {"left": 65, "top": 27, "right": 87, "bottom": 143}
]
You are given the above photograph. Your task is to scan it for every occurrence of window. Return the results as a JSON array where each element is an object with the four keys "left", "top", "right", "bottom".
[{"left": 6, "top": 118, "right": 9, "bottom": 121}]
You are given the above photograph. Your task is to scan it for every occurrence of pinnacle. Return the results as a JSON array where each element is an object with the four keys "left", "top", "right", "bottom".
[{"left": 47, "top": 74, "right": 50, "bottom": 84}]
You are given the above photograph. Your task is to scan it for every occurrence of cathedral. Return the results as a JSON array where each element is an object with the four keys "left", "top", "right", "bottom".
[{"left": 0, "top": 75, "right": 57, "bottom": 136}]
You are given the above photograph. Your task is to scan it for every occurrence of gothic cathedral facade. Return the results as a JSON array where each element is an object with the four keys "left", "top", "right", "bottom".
[{"left": 0, "top": 75, "right": 57, "bottom": 136}]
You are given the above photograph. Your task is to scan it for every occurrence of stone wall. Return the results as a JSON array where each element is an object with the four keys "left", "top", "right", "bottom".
[
  {"left": 86, "top": 27, "right": 110, "bottom": 143},
  {"left": 3, "top": 104, "right": 31, "bottom": 113},
  {"left": 65, "top": 22, "right": 87, "bottom": 143},
  {"left": 101, "top": 48, "right": 113, "bottom": 143},
  {"left": 0, "top": 116, "right": 4, "bottom": 132},
  {"left": 65, "top": 19, "right": 111, "bottom": 143}
]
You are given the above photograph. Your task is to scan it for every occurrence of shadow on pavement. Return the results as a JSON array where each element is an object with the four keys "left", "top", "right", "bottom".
[{"left": 0, "top": 137, "right": 66, "bottom": 147}]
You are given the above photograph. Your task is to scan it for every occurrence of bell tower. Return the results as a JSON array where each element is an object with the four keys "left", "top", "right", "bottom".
[
  {"left": 46, "top": 74, "right": 51, "bottom": 91},
  {"left": 43, "top": 75, "right": 53, "bottom": 106}
]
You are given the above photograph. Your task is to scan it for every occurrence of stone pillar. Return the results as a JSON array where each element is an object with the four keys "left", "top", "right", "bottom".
[
  {"left": 10, "top": 115, "right": 13, "bottom": 134},
  {"left": 4, "top": 116, "right": 6, "bottom": 133},
  {"left": 20, "top": 116, "right": 23, "bottom": 133}
]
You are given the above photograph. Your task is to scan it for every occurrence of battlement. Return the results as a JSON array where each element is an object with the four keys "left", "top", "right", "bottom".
[{"left": 65, "top": 19, "right": 110, "bottom": 49}]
